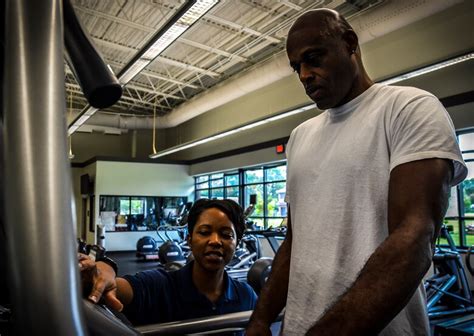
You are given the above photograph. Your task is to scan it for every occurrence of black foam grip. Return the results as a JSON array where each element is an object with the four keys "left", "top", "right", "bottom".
[{"left": 63, "top": 0, "right": 122, "bottom": 109}]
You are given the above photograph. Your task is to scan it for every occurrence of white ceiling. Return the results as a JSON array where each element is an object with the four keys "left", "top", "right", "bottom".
[{"left": 66, "top": 0, "right": 383, "bottom": 119}]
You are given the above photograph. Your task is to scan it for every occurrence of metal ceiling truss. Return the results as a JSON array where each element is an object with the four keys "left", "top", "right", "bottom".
[{"left": 66, "top": 0, "right": 380, "bottom": 123}]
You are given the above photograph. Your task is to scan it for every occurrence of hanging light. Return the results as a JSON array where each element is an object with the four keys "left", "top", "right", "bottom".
[
  {"left": 68, "top": 94, "right": 75, "bottom": 160},
  {"left": 150, "top": 98, "right": 158, "bottom": 156}
]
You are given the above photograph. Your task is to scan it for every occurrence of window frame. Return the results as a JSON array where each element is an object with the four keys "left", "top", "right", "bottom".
[
  {"left": 194, "top": 163, "right": 287, "bottom": 229},
  {"left": 441, "top": 129, "right": 474, "bottom": 248}
]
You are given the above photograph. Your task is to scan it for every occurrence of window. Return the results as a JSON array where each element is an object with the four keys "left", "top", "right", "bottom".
[
  {"left": 443, "top": 130, "right": 474, "bottom": 247},
  {"left": 195, "top": 172, "right": 239, "bottom": 202},
  {"left": 119, "top": 198, "right": 130, "bottom": 215},
  {"left": 194, "top": 163, "right": 287, "bottom": 229},
  {"left": 243, "top": 165, "right": 287, "bottom": 228},
  {"left": 131, "top": 198, "right": 144, "bottom": 215}
]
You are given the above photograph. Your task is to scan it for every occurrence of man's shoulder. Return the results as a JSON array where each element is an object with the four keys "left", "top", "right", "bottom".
[
  {"left": 375, "top": 84, "right": 436, "bottom": 103},
  {"left": 290, "top": 112, "right": 325, "bottom": 137}
]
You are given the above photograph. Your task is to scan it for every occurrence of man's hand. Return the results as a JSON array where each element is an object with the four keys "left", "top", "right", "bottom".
[{"left": 78, "top": 253, "right": 124, "bottom": 312}]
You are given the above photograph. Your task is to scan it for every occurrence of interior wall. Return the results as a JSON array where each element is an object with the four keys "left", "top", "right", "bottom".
[
  {"left": 169, "top": 107, "right": 317, "bottom": 161},
  {"left": 70, "top": 132, "right": 131, "bottom": 163},
  {"left": 189, "top": 147, "right": 287, "bottom": 176},
  {"left": 94, "top": 161, "right": 194, "bottom": 251},
  {"left": 167, "top": 73, "right": 310, "bottom": 147},
  {"left": 361, "top": 0, "right": 474, "bottom": 82}
]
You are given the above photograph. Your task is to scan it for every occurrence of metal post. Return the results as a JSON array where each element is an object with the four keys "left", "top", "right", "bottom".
[{"left": 4, "top": 0, "right": 87, "bottom": 334}]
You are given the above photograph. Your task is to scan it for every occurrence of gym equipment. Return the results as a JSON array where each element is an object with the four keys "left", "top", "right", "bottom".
[
  {"left": 4, "top": 1, "right": 93, "bottom": 333},
  {"left": 225, "top": 227, "right": 285, "bottom": 284},
  {"left": 77, "top": 238, "right": 88, "bottom": 254},
  {"left": 175, "top": 201, "right": 193, "bottom": 226},
  {"left": 82, "top": 300, "right": 140, "bottom": 336},
  {"left": 247, "top": 257, "right": 273, "bottom": 295},
  {"left": 425, "top": 225, "right": 474, "bottom": 319},
  {"left": 224, "top": 196, "right": 262, "bottom": 277},
  {"left": 136, "top": 202, "right": 192, "bottom": 262},
  {"left": 226, "top": 236, "right": 259, "bottom": 271},
  {"left": 431, "top": 313, "right": 474, "bottom": 335},
  {"left": 136, "top": 236, "right": 159, "bottom": 261},
  {"left": 156, "top": 226, "right": 187, "bottom": 269},
  {"left": 158, "top": 240, "right": 185, "bottom": 265},
  {"left": 135, "top": 310, "right": 284, "bottom": 335},
  {"left": 242, "top": 227, "right": 287, "bottom": 291},
  {"left": 465, "top": 245, "right": 474, "bottom": 277},
  {"left": 244, "top": 194, "right": 259, "bottom": 230},
  {"left": 77, "top": 239, "right": 107, "bottom": 261}
]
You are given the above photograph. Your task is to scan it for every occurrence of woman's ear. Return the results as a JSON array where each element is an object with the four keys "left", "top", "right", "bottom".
[{"left": 187, "top": 234, "right": 192, "bottom": 247}]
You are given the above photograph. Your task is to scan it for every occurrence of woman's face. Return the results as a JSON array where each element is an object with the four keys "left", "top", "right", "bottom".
[{"left": 188, "top": 208, "right": 237, "bottom": 272}]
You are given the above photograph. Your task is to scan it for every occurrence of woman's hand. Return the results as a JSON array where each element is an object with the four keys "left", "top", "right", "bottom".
[{"left": 78, "top": 253, "right": 124, "bottom": 312}]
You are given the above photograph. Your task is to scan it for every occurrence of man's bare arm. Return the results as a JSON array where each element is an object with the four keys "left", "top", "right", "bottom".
[
  {"left": 306, "top": 158, "right": 452, "bottom": 335},
  {"left": 246, "top": 207, "right": 293, "bottom": 336}
]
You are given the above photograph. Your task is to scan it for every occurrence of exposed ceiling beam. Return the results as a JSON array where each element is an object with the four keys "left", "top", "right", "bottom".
[
  {"left": 206, "top": 14, "right": 281, "bottom": 44},
  {"left": 65, "top": 65, "right": 182, "bottom": 101},
  {"left": 74, "top": 5, "right": 155, "bottom": 33},
  {"left": 125, "top": 82, "right": 183, "bottom": 100},
  {"left": 179, "top": 37, "right": 248, "bottom": 63},
  {"left": 279, "top": 0, "right": 303, "bottom": 11},
  {"left": 105, "top": 59, "right": 201, "bottom": 89},
  {"left": 158, "top": 56, "right": 220, "bottom": 77},
  {"left": 92, "top": 37, "right": 220, "bottom": 77},
  {"left": 77, "top": 5, "right": 243, "bottom": 65}
]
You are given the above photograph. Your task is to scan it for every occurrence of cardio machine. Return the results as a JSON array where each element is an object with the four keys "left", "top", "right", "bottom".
[{"left": 425, "top": 225, "right": 474, "bottom": 319}]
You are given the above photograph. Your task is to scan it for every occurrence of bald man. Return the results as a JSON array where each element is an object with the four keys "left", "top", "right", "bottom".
[{"left": 246, "top": 9, "right": 466, "bottom": 336}]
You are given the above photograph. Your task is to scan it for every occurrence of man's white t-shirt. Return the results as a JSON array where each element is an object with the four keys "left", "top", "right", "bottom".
[{"left": 283, "top": 84, "right": 467, "bottom": 335}]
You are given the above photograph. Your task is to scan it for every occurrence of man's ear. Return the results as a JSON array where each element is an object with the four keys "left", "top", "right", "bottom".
[
  {"left": 342, "top": 30, "right": 358, "bottom": 54},
  {"left": 187, "top": 234, "right": 192, "bottom": 247}
]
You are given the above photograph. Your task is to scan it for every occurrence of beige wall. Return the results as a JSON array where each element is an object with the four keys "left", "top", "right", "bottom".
[{"left": 361, "top": 0, "right": 474, "bottom": 82}]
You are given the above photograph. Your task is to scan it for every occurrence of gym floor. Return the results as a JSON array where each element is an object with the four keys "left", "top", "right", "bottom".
[{"left": 108, "top": 251, "right": 161, "bottom": 277}]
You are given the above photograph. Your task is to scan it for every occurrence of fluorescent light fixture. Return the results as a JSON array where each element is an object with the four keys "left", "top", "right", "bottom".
[
  {"left": 149, "top": 52, "right": 473, "bottom": 159},
  {"left": 68, "top": 0, "right": 218, "bottom": 135},
  {"left": 68, "top": 124, "right": 80, "bottom": 134},
  {"left": 381, "top": 53, "right": 474, "bottom": 85},
  {"left": 118, "top": 0, "right": 217, "bottom": 83},
  {"left": 149, "top": 104, "right": 316, "bottom": 159}
]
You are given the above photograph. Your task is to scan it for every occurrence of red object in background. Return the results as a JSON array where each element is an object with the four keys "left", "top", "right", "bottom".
[{"left": 276, "top": 144, "right": 285, "bottom": 154}]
